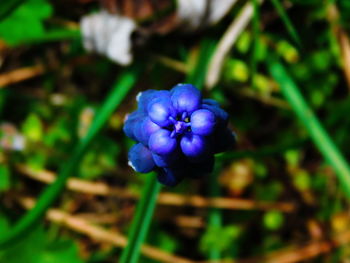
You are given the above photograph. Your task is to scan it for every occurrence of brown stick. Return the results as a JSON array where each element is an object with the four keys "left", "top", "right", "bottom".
[
  {"left": 18, "top": 196, "right": 350, "bottom": 263},
  {"left": 0, "top": 65, "right": 45, "bottom": 87},
  {"left": 17, "top": 164, "right": 296, "bottom": 212},
  {"left": 19, "top": 197, "right": 195, "bottom": 263}
]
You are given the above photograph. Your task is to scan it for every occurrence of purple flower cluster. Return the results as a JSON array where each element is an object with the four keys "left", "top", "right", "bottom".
[{"left": 123, "top": 84, "right": 235, "bottom": 186}]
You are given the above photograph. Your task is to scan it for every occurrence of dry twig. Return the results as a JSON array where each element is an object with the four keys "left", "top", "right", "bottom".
[
  {"left": 0, "top": 65, "right": 45, "bottom": 87},
  {"left": 18, "top": 196, "right": 350, "bottom": 263},
  {"left": 17, "top": 164, "right": 296, "bottom": 212},
  {"left": 19, "top": 197, "right": 195, "bottom": 263}
]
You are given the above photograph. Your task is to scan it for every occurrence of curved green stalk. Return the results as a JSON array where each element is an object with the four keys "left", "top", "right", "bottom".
[
  {"left": 0, "top": 65, "right": 141, "bottom": 248},
  {"left": 268, "top": 58, "right": 350, "bottom": 197}
]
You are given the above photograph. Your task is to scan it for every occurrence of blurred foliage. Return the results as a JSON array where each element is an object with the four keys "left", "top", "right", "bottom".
[
  {"left": 0, "top": 0, "right": 52, "bottom": 45},
  {"left": 0, "top": 213, "right": 82, "bottom": 263},
  {"left": 0, "top": 0, "right": 350, "bottom": 262}
]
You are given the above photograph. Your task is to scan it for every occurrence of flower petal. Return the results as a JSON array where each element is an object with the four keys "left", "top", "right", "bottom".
[
  {"left": 128, "top": 143, "right": 155, "bottom": 173},
  {"left": 147, "top": 97, "right": 177, "bottom": 127},
  {"left": 180, "top": 133, "right": 207, "bottom": 159},
  {"left": 202, "top": 98, "right": 220, "bottom": 107},
  {"left": 190, "top": 109, "right": 216, "bottom": 136},
  {"left": 123, "top": 111, "right": 145, "bottom": 141},
  {"left": 137, "top": 90, "right": 170, "bottom": 112},
  {"left": 157, "top": 168, "right": 185, "bottom": 187},
  {"left": 171, "top": 84, "right": 201, "bottom": 114},
  {"left": 149, "top": 129, "right": 177, "bottom": 155},
  {"left": 202, "top": 100, "right": 228, "bottom": 127},
  {"left": 152, "top": 147, "right": 182, "bottom": 167},
  {"left": 137, "top": 117, "right": 161, "bottom": 146}
]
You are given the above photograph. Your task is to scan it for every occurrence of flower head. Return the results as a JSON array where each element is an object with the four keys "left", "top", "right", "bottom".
[{"left": 124, "top": 83, "right": 235, "bottom": 186}]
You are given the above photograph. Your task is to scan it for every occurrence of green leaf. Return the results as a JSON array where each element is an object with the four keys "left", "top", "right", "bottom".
[
  {"left": 236, "top": 32, "right": 251, "bottom": 54},
  {"left": 0, "top": 0, "right": 53, "bottom": 45},
  {"left": 38, "top": 240, "right": 83, "bottom": 263},
  {"left": 0, "top": 214, "right": 9, "bottom": 234},
  {"left": 200, "top": 225, "right": 241, "bottom": 256},
  {"left": 224, "top": 59, "right": 249, "bottom": 82},
  {"left": 22, "top": 113, "right": 43, "bottom": 142},
  {"left": 293, "top": 170, "right": 311, "bottom": 190},
  {"left": 0, "top": 166, "right": 11, "bottom": 192},
  {"left": 263, "top": 211, "right": 284, "bottom": 230},
  {"left": 0, "top": 225, "right": 83, "bottom": 263},
  {"left": 0, "top": 0, "right": 26, "bottom": 21}
]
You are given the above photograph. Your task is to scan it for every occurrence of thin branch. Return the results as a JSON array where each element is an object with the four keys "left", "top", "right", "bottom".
[
  {"left": 19, "top": 197, "right": 195, "bottom": 263},
  {"left": 18, "top": 197, "right": 350, "bottom": 263},
  {"left": 17, "top": 164, "right": 296, "bottom": 212},
  {"left": 0, "top": 65, "right": 45, "bottom": 87}
]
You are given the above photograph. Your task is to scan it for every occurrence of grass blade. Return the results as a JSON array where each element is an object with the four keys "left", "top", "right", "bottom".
[
  {"left": 268, "top": 58, "right": 350, "bottom": 197},
  {"left": 0, "top": 65, "right": 141, "bottom": 248},
  {"left": 119, "top": 174, "right": 161, "bottom": 263},
  {"left": 270, "top": 0, "right": 302, "bottom": 48}
]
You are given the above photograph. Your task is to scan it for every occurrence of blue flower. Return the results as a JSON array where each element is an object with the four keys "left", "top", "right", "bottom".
[{"left": 123, "top": 83, "right": 236, "bottom": 186}]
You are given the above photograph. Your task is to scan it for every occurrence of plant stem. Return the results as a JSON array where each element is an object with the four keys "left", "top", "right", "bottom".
[{"left": 119, "top": 175, "right": 161, "bottom": 263}]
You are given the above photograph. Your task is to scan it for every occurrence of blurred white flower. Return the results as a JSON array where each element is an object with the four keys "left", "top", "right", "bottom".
[
  {"left": 80, "top": 1, "right": 236, "bottom": 65},
  {"left": 177, "top": 0, "right": 237, "bottom": 30},
  {"left": 80, "top": 11, "right": 136, "bottom": 65}
]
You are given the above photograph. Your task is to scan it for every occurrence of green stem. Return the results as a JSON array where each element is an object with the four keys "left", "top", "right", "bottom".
[
  {"left": 268, "top": 58, "right": 350, "bottom": 197},
  {"left": 119, "top": 175, "right": 161, "bottom": 263},
  {"left": 208, "top": 161, "right": 223, "bottom": 260},
  {"left": 0, "top": 65, "right": 140, "bottom": 249}
]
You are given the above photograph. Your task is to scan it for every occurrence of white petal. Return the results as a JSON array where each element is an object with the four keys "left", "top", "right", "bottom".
[
  {"left": 176, "top": 0, "right": 237, "bottom": 30},
  {"left": 80, "top": 11, "right": 136, "bottom": 65}
]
